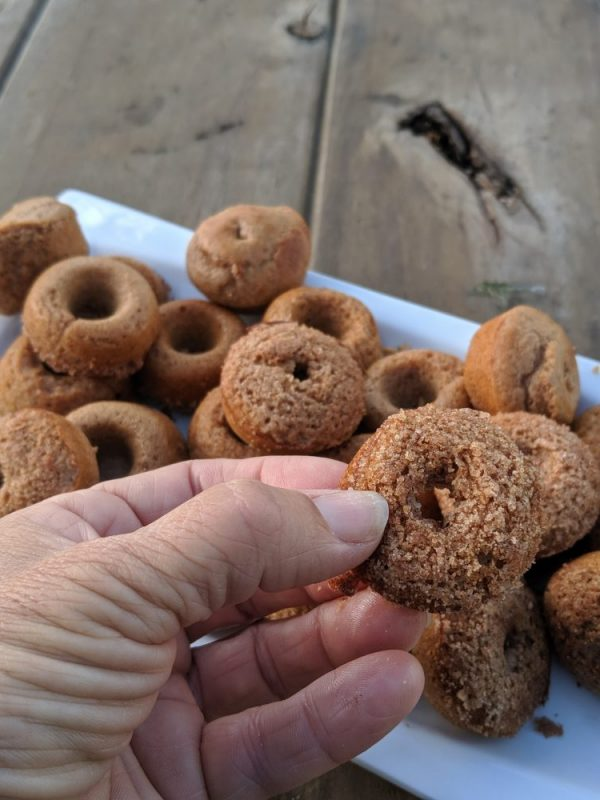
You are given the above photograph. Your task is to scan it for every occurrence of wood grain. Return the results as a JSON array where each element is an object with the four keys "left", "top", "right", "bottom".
[
  {"left": 278, "top": 763, "right": 415, "bottom": 800},
  {"left": 0, "top": 0, "right": 332, "bottom": 227},
  {"left": 0, "top": 0, "right": 42, "bottom": 85},
  {"left": 312, "top": 0, "right": 600, "bottom": 357}
]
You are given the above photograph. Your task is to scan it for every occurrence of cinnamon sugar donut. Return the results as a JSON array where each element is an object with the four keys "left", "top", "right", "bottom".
[
  {"left": 573, "top": 405, "right": 600, "bottom": 472},
  {"left": 544, "top": 552, "right": 600, "bottom": 694},
  {"left": 263, "top": 287, "right": 382, "bottom": 370},
  {"left": 464, "top": 305, "right": 579, "bottom": 424},
  {"left": 0, "top": 408, "right": 98, "bottom": 515},
  {"left": 220, "top": 322, "right": 365, "bottom": 454},
  {"left": 188, "top": 388, "right": 268, "bottom": 460},
  {"left": 107, "top": 255, "right": 170, "bottom": 303},
  {"left": 0, "top": 335, "right": 129, "bottom": 415},
  {"left": 0, "top": 197, "right": 88, "bottom": 315},
  {"left": 67, "top": 401, "right": 186, "bottom": 480},
  {"left": 137, "top": 300, "right": 245, "bottom": 410},
  {"left": 22, "top": 256, "right": 160, "bottom": 378},
  {"left": 414, "top": 584, "right": 550, "bottom": 736},
  {"left": 364, "top": 349, "right": 469, "bottom": 430},
  {"left": 493, "top": 412, "right": 600, "bottom": 558},
  {"left": 336, "top": 406, "right": 541, "bottom": 612},
  {"left": 186, "top": 205, "right": 310, "bottom": 309}
]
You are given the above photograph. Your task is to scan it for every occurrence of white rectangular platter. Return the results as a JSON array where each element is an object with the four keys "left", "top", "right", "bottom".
[{"left": 37, "top": 190, "right": 600, "bottom": 800}]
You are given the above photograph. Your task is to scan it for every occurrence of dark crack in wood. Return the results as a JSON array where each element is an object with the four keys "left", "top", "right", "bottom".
[
  {"left": 286, "top": 6, "right": 326, "bottom": 42},
  {"left": 194, "top": 120, "right": 244, "bottom": 142},
  {"left": 398, "top": 101, "right": 544, "bottom": 242}
]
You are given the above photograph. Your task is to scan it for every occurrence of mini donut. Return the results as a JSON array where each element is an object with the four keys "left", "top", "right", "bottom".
[
  {"left": 336, "top": 406, "right": 541, "bottom": 612},
  {"left": 464, "top": 305, "right": 579, "bottom": 424},
  {"left": 67, "top": 401, "right": 186, "bottom": 480},
  {"left": 188, "top": 388, "right": 268, "bottom": 460},
  {"left": 573, "top": 404, "right": 600, "bottom": 471},
  {"left": 186, "top": 204, "right": 310, "bottom": 310},
  {"left": 220, "top": 322, "right": 365, "bottom": 454},
  {"left": 263, "top": 287, "right": 382, "bottom": 370},
  {"left": 0, "top": 408, "right": 98, "bottom": 516},
  {"left": 0, "top": 196, "right": 88, "bottom": 315},
  {"left": 544, "top": 552, "right": 600, "bottom": 694},
  {"left": 364, "top": 349, "right": 469, "bottom": 430},
  {"left": 0, "top": 335, "right": 129, "bottom": 416},
  {"left": 137, "top": 300, "right": 245, "bottom": 410},
  {"left": 319, "top": 433, "right": 371, "bottom": 464},
  {"left": 107, "top": 255, "right": 170, "bottom": 303},
  {"left": 414, "top": 584, "right": 550, "bottom": 736},
  {"left": 22, "top": 256, "right": 160, "bottom": 378},
  {"left": 493, "top": 412, "right": 600, "bottom": 558}
]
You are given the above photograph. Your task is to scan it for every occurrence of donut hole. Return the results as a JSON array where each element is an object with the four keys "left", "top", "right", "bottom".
[
  {"left": 169, "top": 325, "right": 216, "bottom": 355},
  {"left": 87, "top": 427, "right": 134, "bottom": 480},
  {"left": 293, "top": 361, "right": 310, "bottom": 382},
  {"left": 69, "top": 282, "right": 117, "bottom": 320},
  {"left": 234, "top": 220, "right": 249, "bottom": 240},
  {"left": 503, "top": 627, "right": 534, "bottom": 672},
  {"left": 0, "top": 469, "right": 4, "bottom": 490},
  {"left": 384, "top": 368, "right": 436, "bottom": 409},
  {"left": 414, "top": 464, "right": 456, "bottom": 525},
  {"left": 416, "top": 488, "right": 444, "bottom": 523},
  {"left": 303, "top": 307, "right": 345, "bottom": 340},
  {"left": 41, "top": 361, "right": 65, "bottom": 377}
]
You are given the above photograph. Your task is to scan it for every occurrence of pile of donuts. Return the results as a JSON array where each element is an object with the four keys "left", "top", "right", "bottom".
[{"left": 1, "top": 195, "right": 599, "bottom": 740}]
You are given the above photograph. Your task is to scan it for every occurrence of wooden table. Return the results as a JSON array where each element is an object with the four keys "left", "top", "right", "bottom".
[{"left": 0, "top": 1, "right": 598, "bottom": 797}]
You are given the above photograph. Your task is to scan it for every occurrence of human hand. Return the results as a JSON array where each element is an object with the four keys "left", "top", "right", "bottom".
[{"left": 0, "top": 456, "right": 426, "bottom": 799}]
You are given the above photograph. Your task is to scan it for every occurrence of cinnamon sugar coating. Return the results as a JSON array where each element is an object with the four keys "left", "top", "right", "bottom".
[
  {"left": 221, "top": 322, "right": 365, "bottom": 454},
  {"left": 464, "top": 305, "right": 580, "bottom": 424},
  {"left": 186, "top": 205, "right": 310, "bottom": 310},
  {"left": 493, "top": 412, "right": 600, "bottom": 558},
  {"left": 338, "top": 406, "right": 541, "bottom": 612},
  {"left": 364, "top": 349, "right": 469, "bottom": 430},
  {"left": 414, "top": 584, "right": 550, "bottom": 736},
  {"left": 263, "top": 286, "right": 382, "bottom": 370},
  {"left": 544, "top": 552, "right": 600, "bottom": 694}
]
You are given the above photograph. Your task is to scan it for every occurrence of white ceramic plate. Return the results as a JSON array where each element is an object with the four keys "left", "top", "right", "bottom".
[{"left": 12, "top": 189, "right": 599, "bottom": 800}]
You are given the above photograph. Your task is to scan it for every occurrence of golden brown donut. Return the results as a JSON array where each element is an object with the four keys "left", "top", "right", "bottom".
[
  {"left": 137, "top": 300, "right": 245, "bottom": 410},
  {"left": 107, "top": 255, "right": 170, "bottom": 303},
  {"left": 414, "top": 584, "right": 550, "bottom": 736},
  {"left": 263, "top": 287, "right": 382, "bottom": 370},
  {"left": 493, "top": 412, "right": 600, "bottom": 558},
  {"left": 464, "top": 305, "right": 580, "bottom": 424},
  {"left": 186, "top": 204, "right": 310, "bottom": 309},
  {"left": 22, "top": 256, "right": 160, "bottom": 378},
  {"left": 573, "top": 404, "right": 600, "bottom": 472},
  {"left": 0, "top": 335, "right": 129, "bottom": 415},
  {"left": 0, "top": 408, "right": 98, "bottom": 515},
  {"left": 0, "top": 197, "right": 88, "bottom": 315},
  {"left": 544, "top": 552, "right": 600, "bottom": 694},
  {"left": 336, "top": 406, "right": 541, "bottom": 612},
  {"left": 67, "top": 401, "right": 186, "bottom": 480},
  {"left": 364, "top": 349, "right": 469, "bottom": 430},
  {"left": 319, "top": 433, "right": 371, "bottom": 464},
  {"left": 188, "top": 388, "right": 268, "bottom": 460},
  {"left": 220, "top": 322, "right": 365, "bottom": 454}
]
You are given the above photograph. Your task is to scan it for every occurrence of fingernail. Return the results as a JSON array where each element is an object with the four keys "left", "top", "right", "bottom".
[{"left": 313, "top": 490, "right": 389, "bottom": 543}]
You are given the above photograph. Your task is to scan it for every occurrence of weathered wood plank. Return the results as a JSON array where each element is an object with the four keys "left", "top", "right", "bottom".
[
  {"left": 0, "top": 0, "right": 332, "bottom": 228},
  {"left": 312, "top": 0, "right": 600, "bottom": 357},
  {"left": 0, "top": 0, "right": 42, "bottom": 87},
  {"left": 279, "top": 763, "right": 415, "bottom": 800}
]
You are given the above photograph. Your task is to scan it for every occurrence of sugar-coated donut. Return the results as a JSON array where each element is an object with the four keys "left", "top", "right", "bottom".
[
  {"left": 220, "top": 322, "right": 365, "bottom": 454},
  {"left": 107, "top": 255, "right": 170, "bottom": 303},
  {"left": 0, "top": 408, "right": 98, "bottom": 515},
  {"left": 573, "top": 404, "right": 600, "bottom": 472},
  {"left": 0, "top": 197, "right": 88, "bottom": 315},
  {"left": 335, "top": 406, "right": 541, "bottom": 612},
  {"left": 414, "top": 584, "right": 550, "bottom": 736},
  {"left": 188, "top": 388, "right": 268, "bottom": 460},
  {"left": 137, "top": 300, "right": 245, "bottom": 410},
  {"left": 22, "top": 256, "right": 160, "bottom": 378},
  {"left": 186, "top": 204, "right": 310, "bottom": 309},
  {"left": 67, "top": 401, "right": 186, "bottom": 480},
  {"left": 464, "top": 305, "right": 579, "bottom": 424},
  {"left": 493, "top": 412, "right": 600, "bottom": 558},
  {"left": 544, "top": 552, "right": 600, "bottom": 694},
  {"left": 364, "top": 349, "right": 469, "bottom": 430},
  {"left": 263, "top": 286, "right": 382, "bottom": 370},
  {"left": 0, "top": 335, "right": 129, "bottom": 415}
]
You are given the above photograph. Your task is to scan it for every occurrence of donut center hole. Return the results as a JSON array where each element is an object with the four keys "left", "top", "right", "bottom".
[
  {"left": 170, "top": 326, "right": 215, "bottom": 355},
  {"left": 93, "top": 433, "right": 134, "bottom": 480},
  {"left": 41, "top": 361, "right": 65, "bottom": 376},
  {"left": 414, "top": 464, "right": 456, "bottom": 526},
  {"left": 70, "top": 284, "right": 116, "bottom": 320},
  {"left": 503, "top": 628, "right": 534, "bottom": 673},
  {"left": 234, "top": 220, "right": 249, "bottom": 240},
  {"left": 0, "top": 469, "right": 4, "bottom": 490},
  {"left": 415, "top": 488, "right": 444, "bottom": 523},
  {"left": 303, "top": 308, "right": 344, "bottom": 339},
  {"left": 293, "top": 361, "right": 310, "bottom": 382},
  {"left": 384, "top": 368, "right": 436, "bottom": 409}
]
